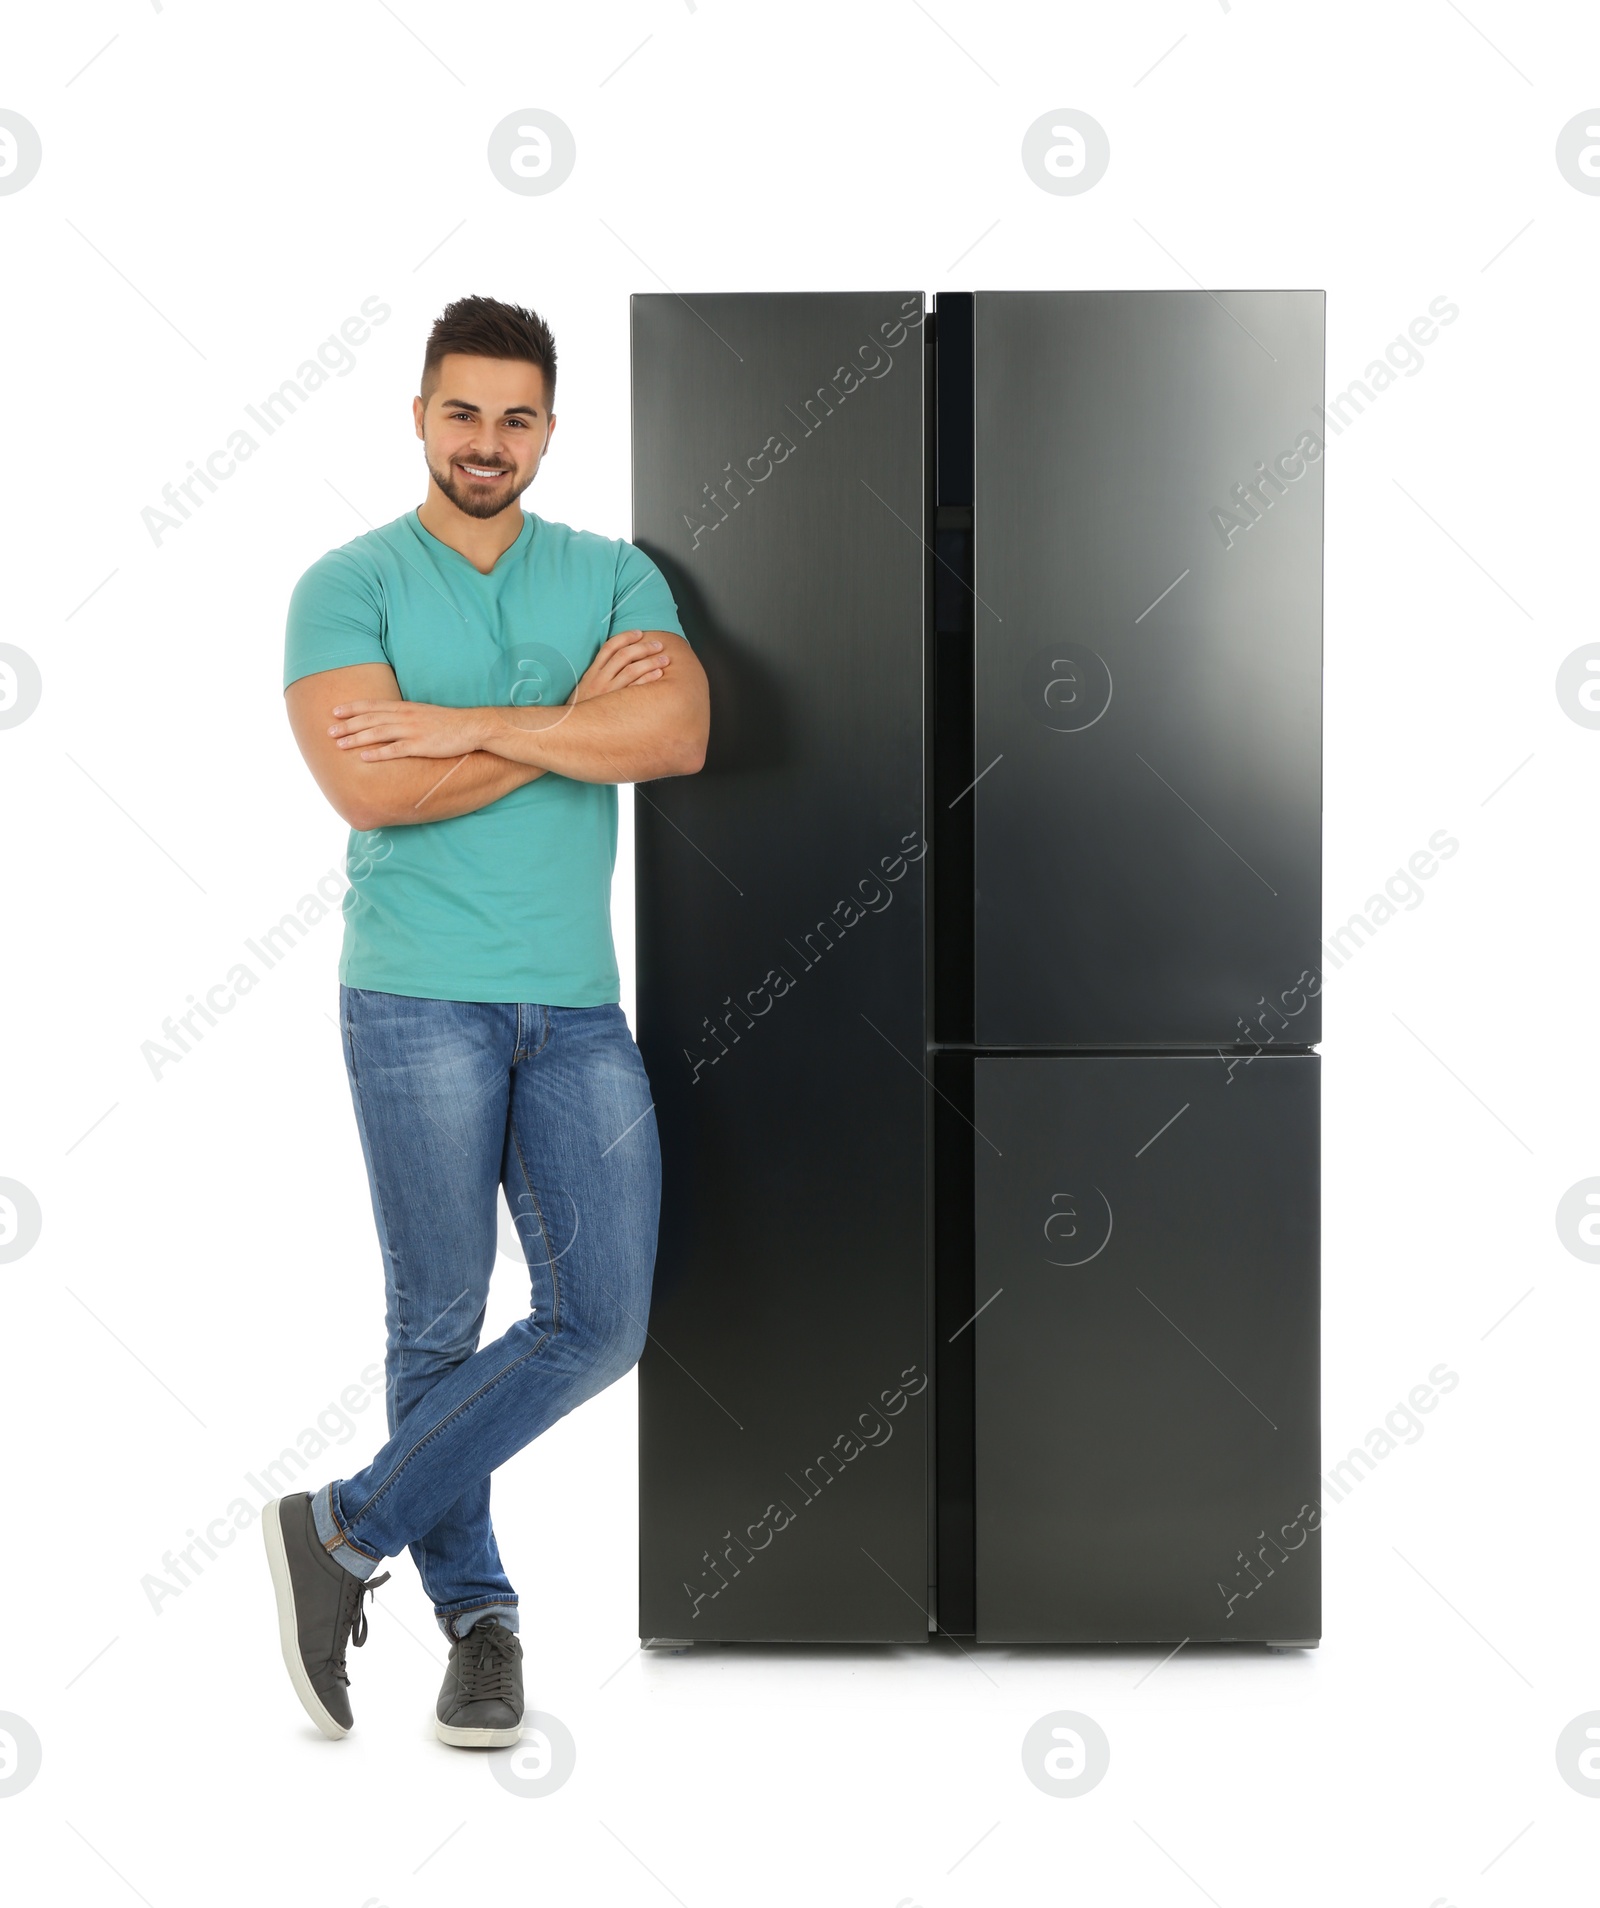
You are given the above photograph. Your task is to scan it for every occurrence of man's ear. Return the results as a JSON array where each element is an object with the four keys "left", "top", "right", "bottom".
[{"left": 413, "top": 394, "right": 426, "bottom": 440}]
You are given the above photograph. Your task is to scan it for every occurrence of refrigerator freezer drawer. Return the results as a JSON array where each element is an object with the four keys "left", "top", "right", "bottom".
[{"left": 973, "top": 1052, "right": 1320, "bottom": 1645}]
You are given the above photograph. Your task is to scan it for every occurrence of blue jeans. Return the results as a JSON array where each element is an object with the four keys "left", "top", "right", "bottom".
[{"left": 310, "top": 987, "right": 660, "bottom": 1639}]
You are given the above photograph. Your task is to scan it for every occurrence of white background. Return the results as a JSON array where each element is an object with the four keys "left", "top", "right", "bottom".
[{"left": 1, "top": 2, "right": 1596, "bottom": 1903}]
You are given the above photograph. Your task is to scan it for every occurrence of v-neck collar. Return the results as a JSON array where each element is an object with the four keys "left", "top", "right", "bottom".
[{"left": 409, "top": 507, "right": 534, "bottom": 579}]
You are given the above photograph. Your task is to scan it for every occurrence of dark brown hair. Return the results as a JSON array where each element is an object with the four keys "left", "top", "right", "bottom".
[{"left": 420, "top": 295, "right": 557, "bottom": 410}]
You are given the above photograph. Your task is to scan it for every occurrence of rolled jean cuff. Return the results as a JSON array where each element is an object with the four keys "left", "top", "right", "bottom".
[
  {"left": 311, "top": 1482, "right": 384, "bottom": 1581},
  {"left": 439, "top": 1601, "right": 520, "bottom": 1639}
]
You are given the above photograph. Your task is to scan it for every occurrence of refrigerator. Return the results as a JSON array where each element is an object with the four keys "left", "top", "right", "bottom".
[{"left": 629, "top": 289, "right": 1323, "bottom": 1650}]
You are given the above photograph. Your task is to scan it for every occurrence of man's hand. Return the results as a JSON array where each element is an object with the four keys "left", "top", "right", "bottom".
[
  {"left": 570, "top": 629, "right": 671, "bottom": 704},
  {"left": 328, "top": 700, "right": 496, "bottom": 761},
  {"left": 479, "top": 626, "right": 704, "bottom": 783},
  {"left": 287, "top": 660, "right": 546, "bottom": 830},
  {"left": 327, "top": 632, "right": 673, "bottom": 761}
]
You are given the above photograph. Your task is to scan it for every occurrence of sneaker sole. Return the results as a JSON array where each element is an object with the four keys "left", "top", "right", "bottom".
[
  {"left": 436, "top": 1717, "right": 523, "bottom": 1749},
  {"left": 261, "top": 1497, "right": 351, "bottom": 1741}
]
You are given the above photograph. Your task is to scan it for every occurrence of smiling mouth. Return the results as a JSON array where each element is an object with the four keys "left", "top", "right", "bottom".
[{"left": 457, "top": 462, "right": 510, "bottom": 481}]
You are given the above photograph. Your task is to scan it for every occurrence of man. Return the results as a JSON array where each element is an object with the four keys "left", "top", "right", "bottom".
[{"left": 263, "top": 293, "right": 709, "bottom": 1748}]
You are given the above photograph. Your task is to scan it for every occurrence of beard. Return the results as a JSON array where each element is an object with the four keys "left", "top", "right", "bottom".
[{"left": 425, "top": 452, "right": 534, "bottom": 520}]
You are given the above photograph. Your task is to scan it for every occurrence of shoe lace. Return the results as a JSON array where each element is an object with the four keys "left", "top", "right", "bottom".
[
  {"left": 331, "top": 1569, "right": 391, "bottom": 1685},
  {"left": 454, "top": 1619, "right": 519, "bottom": 1704}
]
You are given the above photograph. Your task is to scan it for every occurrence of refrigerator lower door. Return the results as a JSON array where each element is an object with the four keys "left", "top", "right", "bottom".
[
  {"left": 631, "top": 292, "right": 931, "bottom": 1642},
  {"left": 973, "top": 1053, "right": 1320, "bottom": 1645}
]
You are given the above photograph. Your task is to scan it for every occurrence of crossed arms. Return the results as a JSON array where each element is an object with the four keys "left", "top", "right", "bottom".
[{"left": 285, "top": 629, "right": 709, "bottom": 833}]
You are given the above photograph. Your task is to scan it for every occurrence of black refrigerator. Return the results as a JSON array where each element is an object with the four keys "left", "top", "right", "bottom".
[{"left": 630, "top": 289, "right": 1323, "bottom": 1650}]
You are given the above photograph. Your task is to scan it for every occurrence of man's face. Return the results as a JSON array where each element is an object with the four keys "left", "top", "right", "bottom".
[{"left": 413, "top": 353, "right": 555, "bottom": 520}]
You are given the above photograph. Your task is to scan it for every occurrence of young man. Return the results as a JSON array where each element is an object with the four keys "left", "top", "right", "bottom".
[{"left": 264, "top": 294, "right": 709, "bottom": 1748}]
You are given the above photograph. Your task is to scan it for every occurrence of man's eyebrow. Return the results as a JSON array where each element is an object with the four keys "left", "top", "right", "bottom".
[{"left": 438, "top": 397, "right": 542, "bottom": 418}]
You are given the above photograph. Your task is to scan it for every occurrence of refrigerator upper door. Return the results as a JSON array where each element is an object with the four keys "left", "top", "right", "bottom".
[
  {"left": 972, "top": 291, "right": 1324, "bottom": 1048},
  {"left": 632, "top": 292, "right": 930, "bottom": 1642},
  {"left": 973, "top": 1052, "right": 1321, "bottom": 1645}
]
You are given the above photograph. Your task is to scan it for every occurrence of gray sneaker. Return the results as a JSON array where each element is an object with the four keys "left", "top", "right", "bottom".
[
  {"left": 262, "top": 1492, "right": 390, "bottom": 1739},
  {"left": 436, "top": 1616, "right": 524, "bottom": 1748}
]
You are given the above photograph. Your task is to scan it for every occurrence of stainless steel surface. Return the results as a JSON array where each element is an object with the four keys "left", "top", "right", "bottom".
[
  {"left": 973, "top": 1052, "right": 1321, "bottom": 1644},
  {"left": 972, "top": 290, "right": 1325, "bottom": 1048},
  {"left": 631, "top": 287, "right": 1324, "bottom": 1650},
  {"left": 632, "top": 292, "right": 931, "bottom": 1642}
]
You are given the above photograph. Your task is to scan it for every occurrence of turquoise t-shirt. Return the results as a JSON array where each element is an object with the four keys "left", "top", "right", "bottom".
[{"left": 283, "top": 508, "right": 687, "bottom": 1005}]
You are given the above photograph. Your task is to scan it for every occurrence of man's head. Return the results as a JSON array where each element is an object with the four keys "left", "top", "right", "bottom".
[{"left": 413, "top": 295, "right": 558, "bottom": 521}]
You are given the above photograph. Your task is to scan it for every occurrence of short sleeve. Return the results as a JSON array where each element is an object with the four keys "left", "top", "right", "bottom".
[
  {"left": 608, "top": 540, "right": 687, "bottom": 644},
  {"left": 283, "top": 548, "right": 390, "bottom": 691}
]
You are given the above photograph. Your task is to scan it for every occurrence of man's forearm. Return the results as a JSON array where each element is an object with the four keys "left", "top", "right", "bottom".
[
  {"left": 358, "top": 750, "right": 545, "bottom": 829},
  {"left": 475, "top": 684, "right": 704, "bottom": 784}
]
